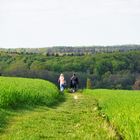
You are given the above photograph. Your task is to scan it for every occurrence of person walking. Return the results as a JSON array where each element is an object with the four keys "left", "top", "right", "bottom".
[
  {"left": 58, "top": 73, "right": 66, "bottom": 92},
  {"left": 70, "top": 73, "right": 79, "bottom": 93}
]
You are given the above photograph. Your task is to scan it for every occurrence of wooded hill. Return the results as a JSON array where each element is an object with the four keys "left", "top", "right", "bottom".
[
  {"left": 0, "top": 49, "right": 140, "bottom": 89},
  {"left": 1, "top": 45, "right": 140, "bottom": 55}
]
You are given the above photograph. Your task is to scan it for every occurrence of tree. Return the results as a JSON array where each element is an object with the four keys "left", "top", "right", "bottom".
[
  {"left": 30, "top": 61, "right": 46, "bottom": 70},
  {"left": 86, "top": 78, "right": 92, "bottom": 89},
  {"left": 133, "top": 80, "right": 140, "bottom": 90},
  {"left": 96, "top": 60, "right": 113, "bottom": 76}
]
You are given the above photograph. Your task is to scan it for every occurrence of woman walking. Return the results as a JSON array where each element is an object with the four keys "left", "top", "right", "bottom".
[{"left": 58, "top": 73, "right": 66, "bottom": 92}]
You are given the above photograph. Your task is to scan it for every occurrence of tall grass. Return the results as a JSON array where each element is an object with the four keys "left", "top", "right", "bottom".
[
  {"left": 0, "top": 77, "right": 60, "bottom": 108},
  {"left": 84, "top": 89, "right": 140, "bottom": 140}
]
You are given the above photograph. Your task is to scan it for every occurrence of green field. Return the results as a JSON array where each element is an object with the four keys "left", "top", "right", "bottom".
[
  {"left": 0, "top": 77, "right": 63, "bottom": 135},
  {"left": 0, "top": 93, "right": 117, "bottom": 140},
  {"left": 1, "top": 77, "right": 140, "bottom": 139},
  {"left": 0, "top": 77, "right": 117, "bottom": 140},
  {"left": 0, "top": 76, "right": 60, "bottom": 108},
  {"left": 84, "top": 89, "right": 140, "bottom": 140}
]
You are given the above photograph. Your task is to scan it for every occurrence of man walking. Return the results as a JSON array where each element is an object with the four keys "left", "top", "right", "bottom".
[{"left": 70, "top": 73, "right": 79, "bottom": 93}]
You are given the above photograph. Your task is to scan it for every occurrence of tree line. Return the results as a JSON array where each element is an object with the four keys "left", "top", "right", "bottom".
[
  {"left": 0, "top": 50, "right": 140, "bottom": 89},
  {"left": 1, "top": 45, "right": 140, "bottom": 55}
]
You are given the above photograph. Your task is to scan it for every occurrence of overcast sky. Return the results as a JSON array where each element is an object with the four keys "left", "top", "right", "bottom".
[{"left": 0, "top": 0, "right": 140, "bottom": 48}]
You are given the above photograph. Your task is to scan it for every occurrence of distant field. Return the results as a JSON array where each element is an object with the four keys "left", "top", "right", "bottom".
[{"left": 84, "top": 89, "right": 140, "bottom": 140}]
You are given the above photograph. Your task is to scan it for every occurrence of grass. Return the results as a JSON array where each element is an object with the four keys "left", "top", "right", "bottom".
[
  {"left": 1, "top": 77, "right": 140, "bottom": 139},
  {"left": 0, "top": 93, "right": 117, "bottom": 140},
  {"left": 84, "top": 89, "right": 140, "bottom": 140},
  {"left": 0, "top": 76, "right": 64, "bottom": 134},
  {"left": 0, "top": 76, "right": 60, "bottom": 108},
  {"left": 0, "top": 77, "right": 115, "bottom": 139}
]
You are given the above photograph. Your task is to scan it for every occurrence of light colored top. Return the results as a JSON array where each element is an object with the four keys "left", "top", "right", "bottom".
[{"left": 59, "top": 76, "right": 65, "bottom": 85}]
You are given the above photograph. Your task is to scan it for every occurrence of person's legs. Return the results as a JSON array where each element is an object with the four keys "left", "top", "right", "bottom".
[
  {"left": 60, "top": 84, "right": 64, "bottom": 92},
  {"left": 70, "top": 84, "right": 74, "bottom": 93},
  {"left": 71, "top": 84, "right": 75, "bottom": 93},
  {"left": 76, "top": 84, "right": 78, "bottom": 91},
  {"left": 74, "top": 84, "right": 77, "bottom": 92}
]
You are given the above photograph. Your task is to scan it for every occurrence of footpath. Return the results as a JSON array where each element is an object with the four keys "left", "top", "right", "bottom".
[{"left": 0, "top": 93, "right": 119, "bottom": 140}]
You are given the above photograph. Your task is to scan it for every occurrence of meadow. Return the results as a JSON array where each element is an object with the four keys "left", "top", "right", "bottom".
[
  {"left": 0, "top": 76, "right": 60, "bottom": 108},
  {"left": 0, "top": 76, "right": 63, "bottom": 134},
  {"left": 0, "top": 77, "right": 114, "bottom": 139},
  {"left": 1, "top": 76, "right": 140, "bottom": 139},
  {"left": 0, "top": 93, "right": 114, "bottom": 140},
  {"left": 0, "top": 77, "right": 116, "bottom": 140},
  {"left": 84, "top": 89, "right": 140, "bottom": 140}
]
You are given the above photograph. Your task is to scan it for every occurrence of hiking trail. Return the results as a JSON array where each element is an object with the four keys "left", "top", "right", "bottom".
[{"left": 0, "top": 93, "right": 120, "bottom": 140}]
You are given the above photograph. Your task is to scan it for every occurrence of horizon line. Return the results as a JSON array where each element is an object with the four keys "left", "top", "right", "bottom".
[{"left": 0, "top": 44, "right": 140, "bottom": 49}]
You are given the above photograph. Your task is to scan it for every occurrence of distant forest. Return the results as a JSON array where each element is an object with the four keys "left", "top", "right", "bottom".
[
  {"left": 1, "top": 45, "right": 140, "bottom": 55},
  {"left": 0, "top": 46, "right": 140, "bottom": 89}
]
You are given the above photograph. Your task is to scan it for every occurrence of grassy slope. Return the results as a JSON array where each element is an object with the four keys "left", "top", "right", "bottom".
[
  {"left": 0, "top": 77, "right": 62, "bottom": 134},
  {"left": 0, "top": 93, "right": 118, "bottom": 140},
  {"left": 0, "top": 77, "right": 60, "bottom": 108},
  {"left": 84, "top": 89, "right": 140, "bottom": 140},
  {"left": 2, "top": 77, "right": 138, "bottom": 139}
]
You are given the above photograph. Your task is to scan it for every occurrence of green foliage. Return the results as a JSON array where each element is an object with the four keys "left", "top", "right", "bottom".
[
  {"left": 86, "top": 78, "right": 92, "bottom": 89},
  {"left": 133, "top": 80, "right": 140, "bottom": 90},
  {"left": 30, "top": 61, "right": 47, "bottom": 70},
  {"left": 1, "top": 50, "right": 140, "bottom": 74},
  {"left": 6, "top": 60, "right": 28, "bottom": 72},
  {"left": 99, "top": 70, "right": 135, "bottom": 89},
  {"left": 0, "top": 50, "right": 140, "bottom": 89},
  {"left": 0, "top": 77, "right": 60, "bottom": 108},
  {"left": 96, "top": 60, "right": 113, "bottom": 75}
]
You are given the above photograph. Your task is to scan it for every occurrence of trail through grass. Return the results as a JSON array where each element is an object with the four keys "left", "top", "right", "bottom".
[
  {"left": 0, "top": 76, "right": 63, "bottom": 135},
  {"left": 0, "top": 93, "right": 118, "bottom": 140}
]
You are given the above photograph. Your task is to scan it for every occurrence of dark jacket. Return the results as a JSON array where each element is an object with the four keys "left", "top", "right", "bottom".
[{"left": 70, "top": 76, "right": 79, "bottom": 88}]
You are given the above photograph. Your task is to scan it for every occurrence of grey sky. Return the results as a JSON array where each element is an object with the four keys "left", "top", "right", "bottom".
[{"left": 0, "top": 0, "right": 140, "bottom": 48}]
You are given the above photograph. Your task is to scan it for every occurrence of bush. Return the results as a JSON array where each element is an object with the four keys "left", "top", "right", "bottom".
[
  {"left": 86, "top": 78, "right": 92, "bottom": 89},
  {"left": 133, "top": 80, "right": 140, "bottom": 90}
]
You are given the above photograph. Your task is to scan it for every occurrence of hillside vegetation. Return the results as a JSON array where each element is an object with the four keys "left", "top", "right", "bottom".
[
  {"left": 1, "top": 45, "right": 140, "bottom": 54},
  {"left": 84, "top": 89, "right": 140, "bottom": 140},
  {"left": 0, "top": 50, "right": 140, "bottom": 89}
]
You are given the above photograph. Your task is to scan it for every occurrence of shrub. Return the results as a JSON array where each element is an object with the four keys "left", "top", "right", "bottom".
[
  {"left": 133, "top": 80, "right": 140, "bottom": 90},
  {"left": 86, "top": 78, "right": 92, "bottom": 89}
]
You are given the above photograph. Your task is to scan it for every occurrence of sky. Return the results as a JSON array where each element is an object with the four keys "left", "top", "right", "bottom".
[{"left": 0, "top": 0, "right": 140, "bottom": 48}]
